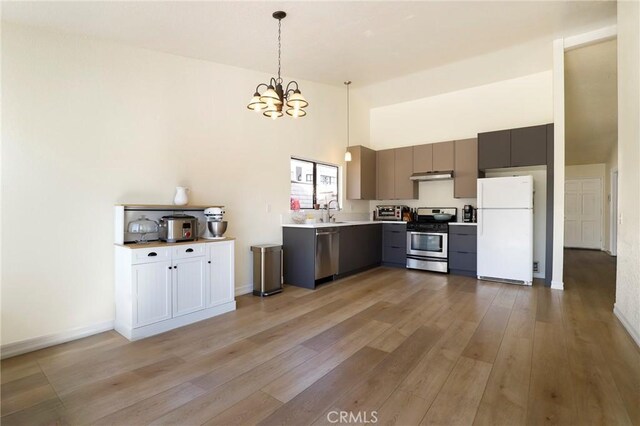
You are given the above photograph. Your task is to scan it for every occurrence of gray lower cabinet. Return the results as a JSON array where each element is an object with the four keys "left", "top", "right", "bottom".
[
  {"left": 339, "top": 224, "right": 382, "bottom": 275},
  {"left": 283, "top": 224, "right": 382, "bottom": 289},
  {"left": 448, "top": 224, "right": 477, "bottom": 277},
  {"left": 382, "top": 223, "right": 407, "bottom": 267}
]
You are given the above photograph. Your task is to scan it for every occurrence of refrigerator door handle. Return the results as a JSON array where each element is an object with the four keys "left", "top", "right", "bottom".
[
  {"left": 478, "top": 180, "right": 483, "bottom": 209},
  {"left": 478, "top": 209, "right": 483, "bottom": 235}
]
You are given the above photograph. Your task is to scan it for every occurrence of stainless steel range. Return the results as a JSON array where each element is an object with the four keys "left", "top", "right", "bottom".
[{"left": 406, "top": 207, "right": 457, "bottom": 273}]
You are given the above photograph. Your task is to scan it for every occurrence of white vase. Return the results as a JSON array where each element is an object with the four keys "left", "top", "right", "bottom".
[{"left": 173, "top": 187, "right": 189, "bottom": 206}]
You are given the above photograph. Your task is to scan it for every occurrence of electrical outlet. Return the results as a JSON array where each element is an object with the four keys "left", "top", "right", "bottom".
[{"left": 533, "top": 261, "right": 539, "bottom": 273}]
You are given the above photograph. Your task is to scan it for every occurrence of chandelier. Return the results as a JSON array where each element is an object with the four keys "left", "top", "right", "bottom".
[{"left": 247, "top": 11, "right": 308, "bottom": 120}]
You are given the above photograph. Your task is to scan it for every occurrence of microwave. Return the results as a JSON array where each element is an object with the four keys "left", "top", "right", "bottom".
[{"left": 376, "top": 205, "right": 409, "bottom": 221}]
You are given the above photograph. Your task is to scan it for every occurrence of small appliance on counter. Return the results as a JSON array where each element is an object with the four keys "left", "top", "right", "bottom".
[
  {"left": 406, "top": 207, "right": 457, "bottom": 273},
  {"left": 463, "top": 205, "right": 477, "bottom": 223},
  {"left": 375, "top": 205, "right": 410, "bottom": 221},
  {"left": 202, "top": 207, "right": 228, "bottom": 239},
  {"left": 159, "top": 214, "right": 198, "bottom": 242},
  {"left": 127, "top": 215, "right": 159, "bottom": 244}
]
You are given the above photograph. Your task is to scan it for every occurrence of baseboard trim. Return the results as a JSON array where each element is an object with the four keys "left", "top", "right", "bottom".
[
  {"left": 550, "top": 280, "right": 564, "bottom": 290},
  {"left": 235, "top": 283, "right": 253, "bottom": 296},
  {"left": 614, "top": 304, "right": 640, "bottom": 348},
  {"left": 1, "top": 320, "right": 114, "bottom": 360}
]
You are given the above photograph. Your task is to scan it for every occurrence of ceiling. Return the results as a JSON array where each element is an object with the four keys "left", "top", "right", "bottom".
[
  {"left": 2, "top": 1, "right": 616, "bottom": 87},
  {"left": 565, "top": 39, "right": 617, "bottom": 166}
]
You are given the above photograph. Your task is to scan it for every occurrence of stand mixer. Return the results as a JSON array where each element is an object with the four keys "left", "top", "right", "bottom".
[{"left": 202, "top": 207, "right": 228, "bottom": 239}]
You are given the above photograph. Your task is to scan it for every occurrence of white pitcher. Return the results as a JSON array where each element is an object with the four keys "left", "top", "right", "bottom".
[{"left": 173, "top": 187, "right": 189, "bottom": 206}]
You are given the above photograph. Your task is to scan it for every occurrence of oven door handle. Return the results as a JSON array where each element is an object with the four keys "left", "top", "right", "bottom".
[{"left": 407, "top": 231, "right": 448, "bottom": 237}]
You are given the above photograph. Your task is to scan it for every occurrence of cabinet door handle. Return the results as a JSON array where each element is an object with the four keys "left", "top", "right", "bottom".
[
  {"left": 174, "top": 265, "right": 178, "bottom": 269},
  {"left": 148, "top": 252, "right": 158, "bottom": 257},
  {"left": 208, "top": 261, "right": 211, "bottom": 264},
  {"left": 391, "top": 246, "right": 402, "bottom": 249},
  {"left": 186, "top": 248, "right": 194, "bottom": 253},
  {"left": 168, "top": 266, "right": 172, "bottom": 270}
]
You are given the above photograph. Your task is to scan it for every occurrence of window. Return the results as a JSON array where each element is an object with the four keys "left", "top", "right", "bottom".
[{"left": 290, "top": 157, "right": 339, "bottom": 210}]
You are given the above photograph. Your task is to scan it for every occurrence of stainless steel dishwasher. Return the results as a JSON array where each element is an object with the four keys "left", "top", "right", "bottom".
[{"left": 315, "top": 227, "right": 339, "bottom": 280}]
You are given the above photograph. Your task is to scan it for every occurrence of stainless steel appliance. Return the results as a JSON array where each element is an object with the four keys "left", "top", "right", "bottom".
[
  {"left": 315, "top": 228, "right": 339, "bottom": 280},
  {"left": 203, "top": 207, "right": 227, "bottom": 239},
  {"left": 251, "top": 244, "right": 283, "bottom": 297},
  {"left": 158, "top": 214, "right": 198, "bottom": 242},
  {"left": 463, "top": 205, "right": 476, "bottom": 223},
  {"left": 406, "top": 207, "right": 457, "bottom": 273},
  {"left": 375, "top": 205, "right": 410, "bottom": 221}
]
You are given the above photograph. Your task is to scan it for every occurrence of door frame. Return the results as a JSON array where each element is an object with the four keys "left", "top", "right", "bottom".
[
  {"left": 564, "top": 177, "right": 604, "bottom": 250},
  {"left": 610, "top": 168, "right": 618, "bottom": 256}
]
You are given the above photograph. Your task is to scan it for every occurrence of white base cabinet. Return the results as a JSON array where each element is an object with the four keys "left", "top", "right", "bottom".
[{"left": 115, "top": 240, "right": 235, "bottom": 340}]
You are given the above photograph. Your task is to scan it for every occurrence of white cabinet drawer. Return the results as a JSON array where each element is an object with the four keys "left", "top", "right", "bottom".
[
  {"left": 173, "top": 244, "right": 206, "bottom": 259},
  {"left": 132, "top": 247, "right": 171, "bottom": 264}
]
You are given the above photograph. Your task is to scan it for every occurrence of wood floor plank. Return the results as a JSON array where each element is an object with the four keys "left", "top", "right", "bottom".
[
  {"left": 263, "top": 319, "right": 390, "bottom": 403},
  {"left": 461, "top": 304, "right": 512, "bottom": 363},
  {"left": 376, "top": 389, "right": 430, "bottom": 426},
  {"left": 421, "top": 356, "right": 492, "bottom": 426},
  {"left": 316, "top": 326, "right": 444, "bottom": 421},
  {"left": 205, "top": 390, "right": 283, "bottom": 426},
  {"left": 150, "top": 345, "right": 317, "bottom": 425},
  {"left": 258, "top": 346, "right": 388, "bottom": 426},
  {"left": 527, "top": 321, "right": 577, "bottom": 425}
]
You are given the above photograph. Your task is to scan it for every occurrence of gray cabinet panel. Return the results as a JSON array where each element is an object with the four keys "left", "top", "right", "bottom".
[
  {"left": 449, "top": 233, "right": 477, "bottom": 253},
  {"left": 382, "top": 223, "right": 407, "bottom": 266},
  {"left": 339, "top": 224, "right": 382, "bottom": 276},
  {"left": 413, "top": 144, "right": 433, "bottom": 173},
  {"left": 454, "top": 138, "right": 478, "bottom": 199},
  {"left": 283, "top": 228, "right": 317, "bottom": 289},
  {"left": 346, "top": 145, "right": 377, "bottom": 200},
  {"left": 478, "top": 129, "right": 510, "bottom": 170},
  {"left": 449, "top": 252, "right": 477, "bottom": 272},
  {"left": 433, "top": 141, "right": 455, "bottom": 171},
  {"left": 511, "top": 125, "right": 547, "bottom": 167},
  {"left": 376, "top": 149, "right": 395, "bottom": 200},
  {"left": 449, "top": 225, "right": 477, "bottom": 236},
  {"left": 394, "top": 146, "right": 418, "bottom": 200}
]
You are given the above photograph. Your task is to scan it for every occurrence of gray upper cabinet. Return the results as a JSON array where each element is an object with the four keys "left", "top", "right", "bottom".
[
  {"left": 376, "top": 149, "right": 395, "bottom": 200},
  {"left": 412, "top": 144, "right": 433, "bottom": 173},
  {"left": 433, "top": 141, "right": 455, "bottom": 171},
  {"left": 511, "top": 125, "right": 547, "bottom": 167},
  {"left": 454, "top": 138, "right": 478, "bottom": 198},
  {"left": 346, "top": 145, "right": 377, "bottom": 200},
  {"left": 478, "top": 129, "right": 511, "bottom": 170},
  {"left": 394, "top": 146, "right": 418, "bottom": 200}
]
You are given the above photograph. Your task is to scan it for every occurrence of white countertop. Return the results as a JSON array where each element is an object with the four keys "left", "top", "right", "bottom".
[
  {"left": 282, "top": 220, "right": 405, "bottom": 228},
  {"left": 449, "top": 222, "right": 477, "bottom": 226}
]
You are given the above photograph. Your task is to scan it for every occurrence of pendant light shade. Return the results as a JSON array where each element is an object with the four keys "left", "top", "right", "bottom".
[
  {"left": 344, "top": 81, "right": 352, "bottom": 162},
  {"left": 247, "top": 11, "right": 308, "bottom": 120},
  {"left": 247, "top": 92, "right": 267, "bottom": 111},
  {"left": 286, "top": 90, "right": 308, "bottom": 109}
]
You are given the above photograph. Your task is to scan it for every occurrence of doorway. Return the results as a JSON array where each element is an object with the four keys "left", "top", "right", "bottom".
[
  {"left": 564, "top": 178, "right": 602, "bottom": 249},
  {"left": 610, "top": 169, "right": 618, "bottom": 255}
]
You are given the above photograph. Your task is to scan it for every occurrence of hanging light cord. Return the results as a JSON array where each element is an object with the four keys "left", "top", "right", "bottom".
[
  {"left": 277, "top": 18, "right": 282, "bottom": 85},
  {"left": 346, "top": 82, "right": 350, "bottom": 148}
]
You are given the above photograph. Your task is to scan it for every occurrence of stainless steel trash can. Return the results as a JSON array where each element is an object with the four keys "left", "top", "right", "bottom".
[{"left": 251, "top": 244, "right": 283, "bottom": 297}]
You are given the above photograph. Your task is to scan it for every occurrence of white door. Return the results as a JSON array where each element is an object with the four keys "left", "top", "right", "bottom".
[
  {"left": 565, "top": 178, "right": 602, "bottom": 249},
  {"left": 173, "top": 257, "right": 207, "bottom": 317},
  {"left": 207, "top": 242, "right": 234, "bottom": 307},
  {"left": 133, "top": 261, "right": 172, "bottom": 327}
]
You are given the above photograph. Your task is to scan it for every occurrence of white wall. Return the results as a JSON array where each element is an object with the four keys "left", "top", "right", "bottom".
[
  {"left": 0, "top": 24, "right": 371, "bottom": 346},
  {"left": 605, "top": 144, "right": 618, "bottom": 253},
  {"left": 614, "top": 0, "right": 640, "bottom": 347},
  {"left": 565, "top": 163, "right": 607, "bottom": 251},
  {"left": 369, "top": 71, "right": 554, "bottom": 150}
]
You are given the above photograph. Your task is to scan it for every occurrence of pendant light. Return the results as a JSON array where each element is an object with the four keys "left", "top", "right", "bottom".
[
  {"left": 344, "top": 81, "right": 352, "bottom": 162},
  {"left": 247, "top": 11, "right": 308, "bottom": 120}
]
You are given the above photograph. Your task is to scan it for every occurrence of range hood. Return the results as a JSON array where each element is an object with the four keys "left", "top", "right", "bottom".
[{"left": 410, "top": 171, "right": 454, "bottom": 181}]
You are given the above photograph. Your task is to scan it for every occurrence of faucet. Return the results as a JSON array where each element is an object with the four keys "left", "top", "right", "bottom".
[{"left": 325, "top": 199, "right": 340, "bottom": 223}]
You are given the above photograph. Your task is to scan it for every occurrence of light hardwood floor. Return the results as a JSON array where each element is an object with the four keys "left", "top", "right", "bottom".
[{"left": 2, "top": 249, "right": 638, "bottom": 425}]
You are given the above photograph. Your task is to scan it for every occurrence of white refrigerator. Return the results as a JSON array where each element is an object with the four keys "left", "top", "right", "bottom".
[{"left": 477, "top": 175, "right": 534, "bottom": 285}]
